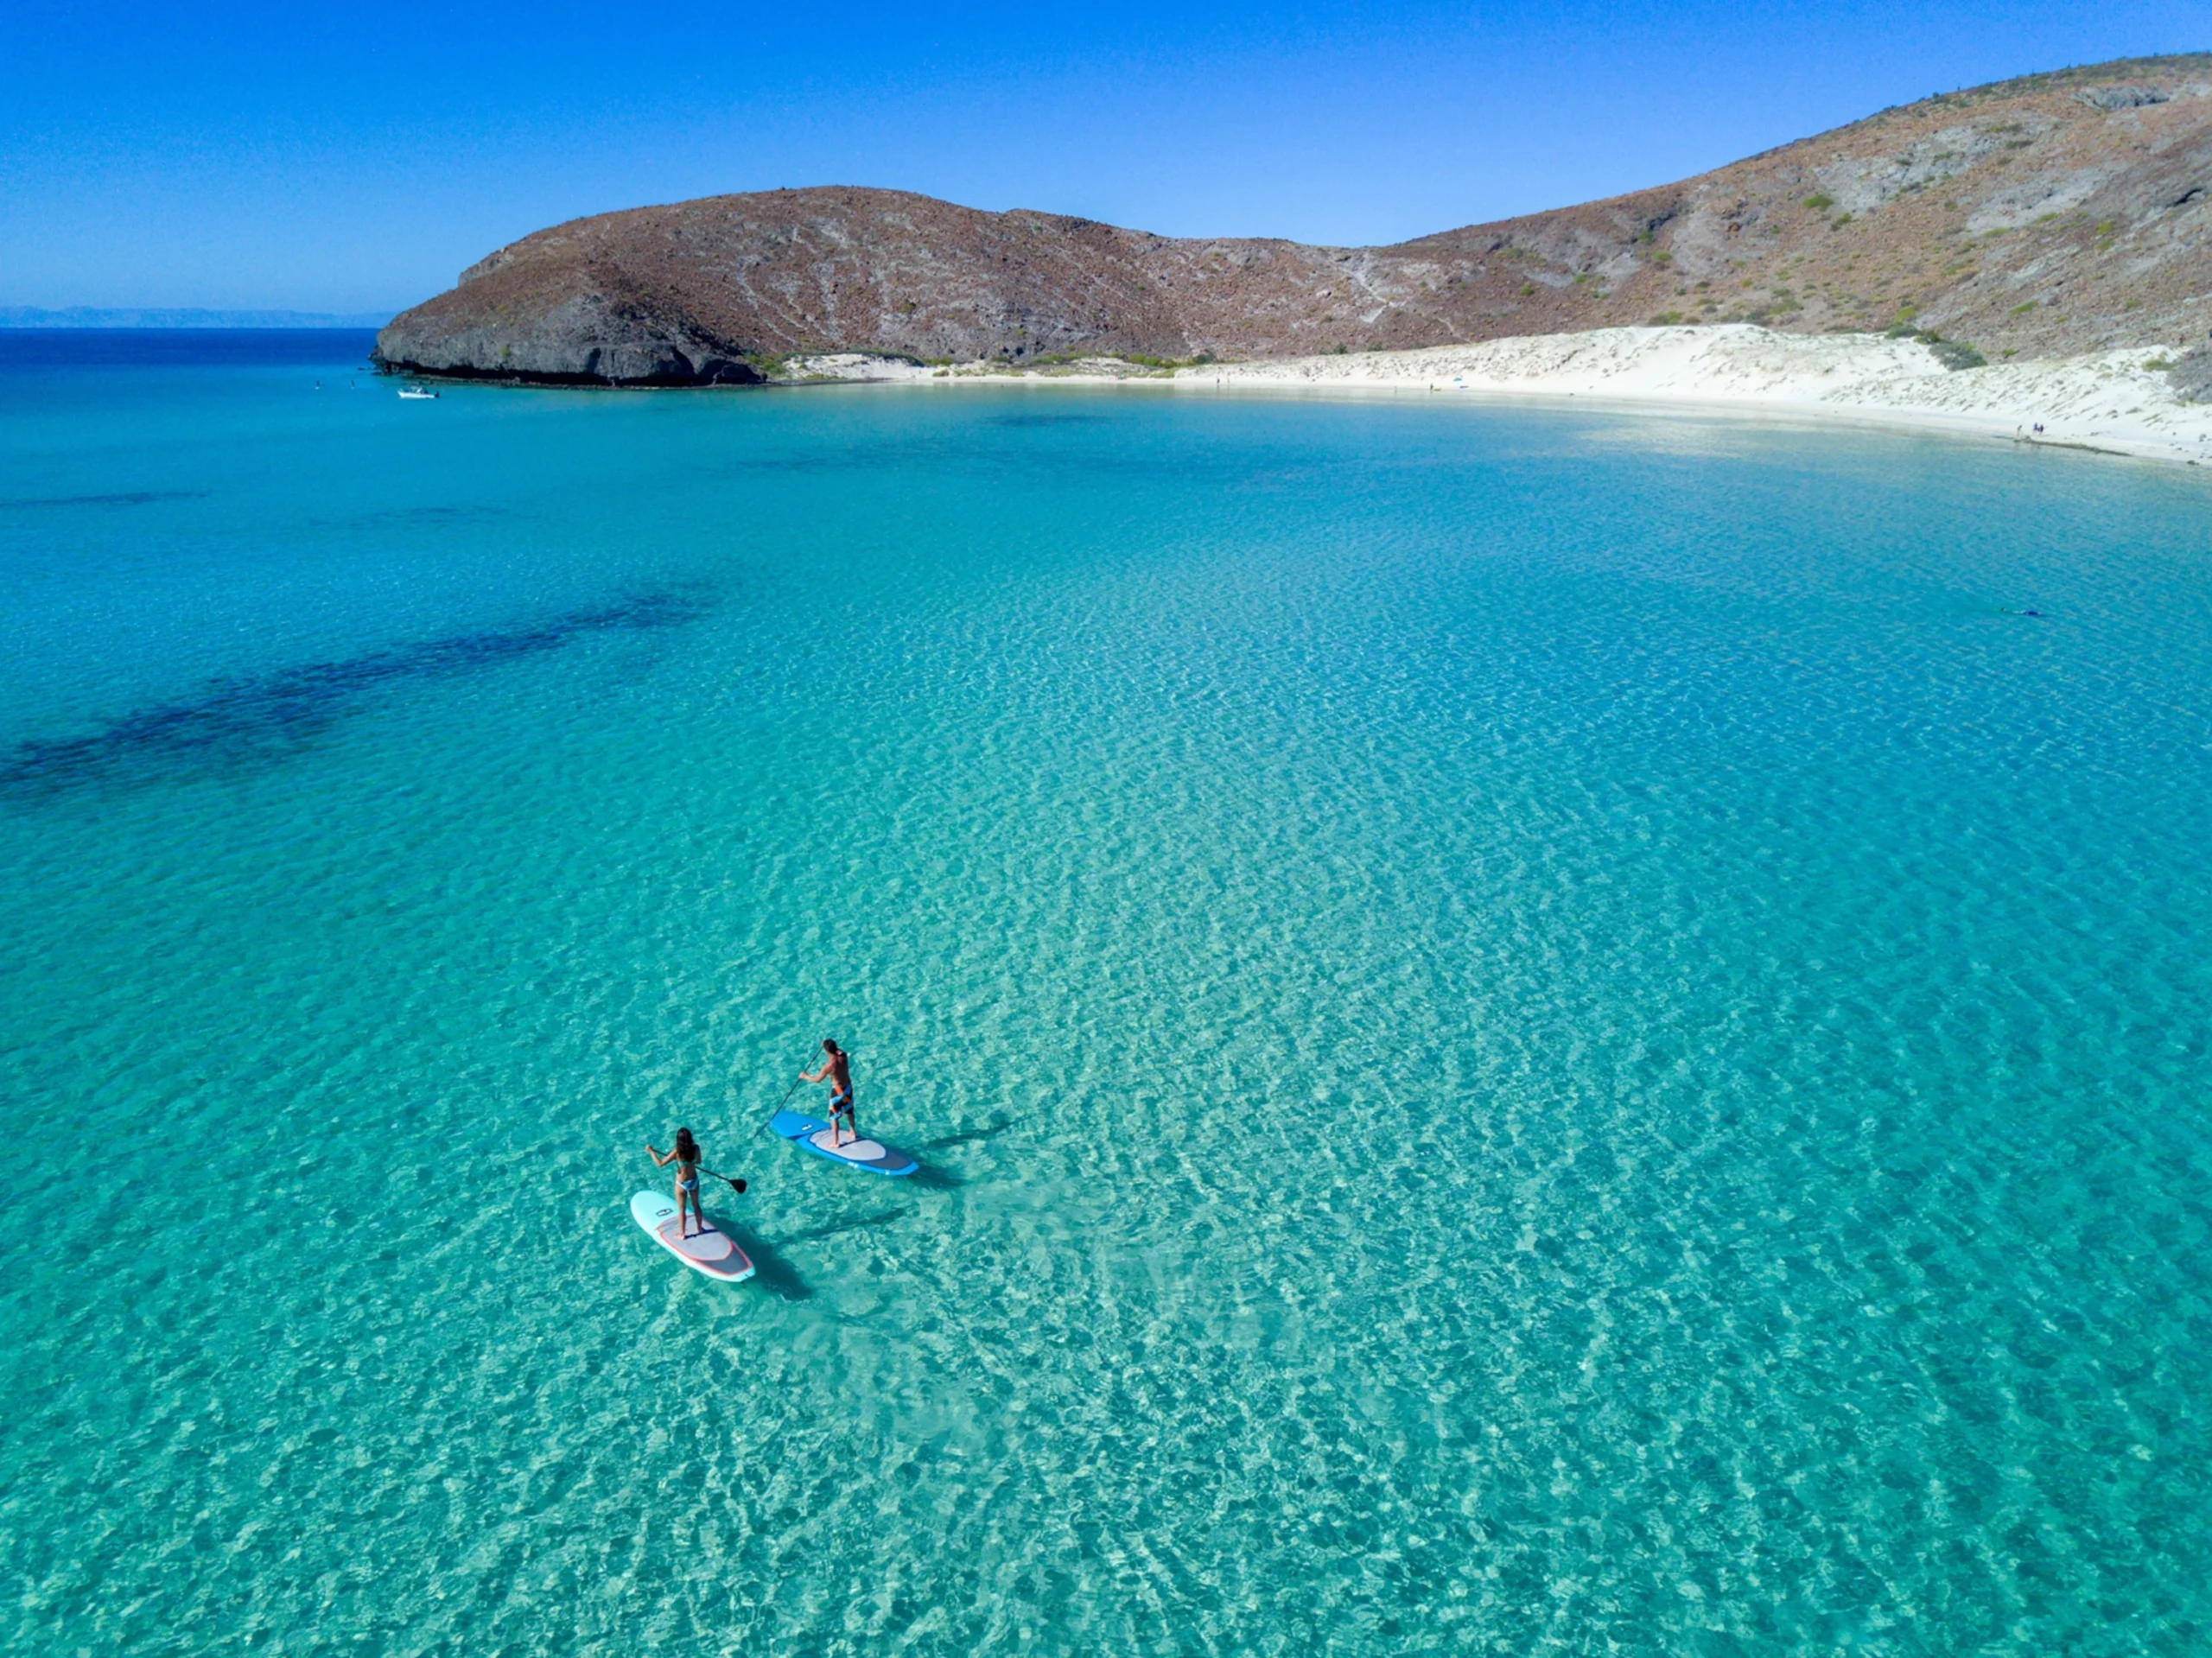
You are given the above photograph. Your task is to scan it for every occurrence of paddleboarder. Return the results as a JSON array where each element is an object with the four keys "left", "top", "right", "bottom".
[
  {"left": 800, "top": 1039, "right": 857, "bottom": 1147},
  {"left": 646, "top": 1127, "right": 709, "bottom": 1238}
]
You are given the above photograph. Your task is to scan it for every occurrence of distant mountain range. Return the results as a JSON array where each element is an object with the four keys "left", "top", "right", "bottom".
[
  {"left": 1, "top": 308, "right": 392, "bottom": 329},
  {"left": 376, "top": 54, "right": 2212, "bottom": 387}
]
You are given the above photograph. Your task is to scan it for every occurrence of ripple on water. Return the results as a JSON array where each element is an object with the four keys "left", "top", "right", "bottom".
[{"left": 0, "top": 373, "right": 2208, "bottom": 1655}]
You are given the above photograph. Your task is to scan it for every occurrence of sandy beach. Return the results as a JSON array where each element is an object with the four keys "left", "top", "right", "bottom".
[{"left": 787, "top": 326, "right": 2212, "bottom": 468}]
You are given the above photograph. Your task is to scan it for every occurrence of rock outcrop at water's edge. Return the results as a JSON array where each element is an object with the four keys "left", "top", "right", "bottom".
[
  {"left": 377, "top": 54, "right": 2212, "bottom": 386},
  {"left": 375, "top": 292, "right": 764, "bottom": 385}
]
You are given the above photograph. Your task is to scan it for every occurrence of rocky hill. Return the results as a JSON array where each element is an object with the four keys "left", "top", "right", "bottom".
[{"left": 376, "top": 54, "right": 2212, "bottom": 385}]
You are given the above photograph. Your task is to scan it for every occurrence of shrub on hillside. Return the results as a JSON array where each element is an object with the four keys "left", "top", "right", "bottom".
[{"left": 1885, "top": 321, "right": 1986, "bottom": 369}]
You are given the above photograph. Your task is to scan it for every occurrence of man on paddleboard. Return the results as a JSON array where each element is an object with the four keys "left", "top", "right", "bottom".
[{"left": 800, "top": 1038, "right": 857, "bottom": 1147}]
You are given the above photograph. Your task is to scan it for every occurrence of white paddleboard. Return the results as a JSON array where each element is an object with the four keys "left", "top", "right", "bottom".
[{"left": 629, "top": 1191, "right": 754, "bottom": 1283}]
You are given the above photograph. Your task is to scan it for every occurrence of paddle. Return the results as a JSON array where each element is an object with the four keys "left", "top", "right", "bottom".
[
  {"left": 645, "top": 1143, "right": 747, "bottom": 1196},
  {"left": 753, "top": 1072, "right": 807, "bottom": 1137}
]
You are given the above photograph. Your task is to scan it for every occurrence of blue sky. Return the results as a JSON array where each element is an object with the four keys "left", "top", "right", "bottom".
[{"left": 3, "top": 1, "right": 2206, "bottom": 314}]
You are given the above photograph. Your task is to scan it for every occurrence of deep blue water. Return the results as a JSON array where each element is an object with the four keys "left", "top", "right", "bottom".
[
  {"left": 0, "top": 327, "right": 379, "bottom": 369},
  {"left": 2, "top": 331, "right": 2209, "bottom": 1655}
]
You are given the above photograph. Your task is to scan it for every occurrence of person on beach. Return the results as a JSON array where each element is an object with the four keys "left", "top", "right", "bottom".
[
  {"left": 647, "top": 1127, "right": 710, "bottom": 1238},
  {"left": 801, "top": 1039, "right": 857, "bottom": 1147}
]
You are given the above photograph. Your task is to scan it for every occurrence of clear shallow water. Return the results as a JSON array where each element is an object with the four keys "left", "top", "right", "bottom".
[{"left": 3, "top": 337, "right": 2209, "bottom": 1656}]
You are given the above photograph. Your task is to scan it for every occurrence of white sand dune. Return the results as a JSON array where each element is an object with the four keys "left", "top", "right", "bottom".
[{"left": 789, "top": 327, "right": 2212, "bottom": 468}]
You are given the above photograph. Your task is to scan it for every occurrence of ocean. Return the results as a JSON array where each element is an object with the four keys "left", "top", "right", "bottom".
[{"left": 3, "top": 331, "right": 2208, "bottom": 1655}]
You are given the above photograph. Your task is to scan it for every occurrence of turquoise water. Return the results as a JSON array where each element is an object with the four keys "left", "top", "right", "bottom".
[{"left": 3, "top": 337, "right": 2210, "bottom": 1656}]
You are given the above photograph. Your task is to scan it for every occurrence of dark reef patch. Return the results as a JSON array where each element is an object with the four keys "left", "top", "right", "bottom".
[
  {"left": 0, "top": 588, "right": 710, "bottom": 799},
  {"left": 315, "top": 504, "right": 513, "bottom": 530},
  {"left": 1, "top": 490, "right": 209, "bottom": 510}
]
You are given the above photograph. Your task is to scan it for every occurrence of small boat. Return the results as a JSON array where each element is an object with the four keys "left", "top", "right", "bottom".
[{"left": 397, "top": 385, "right": 440, "bottom": 400}]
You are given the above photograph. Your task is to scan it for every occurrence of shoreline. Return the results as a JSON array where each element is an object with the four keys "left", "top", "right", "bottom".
[{"left": 778, "top": 326, "right": 2212, "bottom": 470}]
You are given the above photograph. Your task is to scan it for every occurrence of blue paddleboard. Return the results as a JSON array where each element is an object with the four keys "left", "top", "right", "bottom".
[{"left": 769, "top": 1110, "right": 918, "bottom": 1178}]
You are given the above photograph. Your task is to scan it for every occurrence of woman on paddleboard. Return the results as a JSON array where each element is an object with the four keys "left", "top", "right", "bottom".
[
  {"left": 801, "top": 1039, "right": 857, "bottom": 1147},
  {"left": 647, "top": 1128, "right": 709, "bottom": 1239}
]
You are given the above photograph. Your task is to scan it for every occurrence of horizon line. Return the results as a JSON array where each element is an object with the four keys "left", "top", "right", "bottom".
[{"left": 0, "top": 306, "right": 395, "bottom": 329}]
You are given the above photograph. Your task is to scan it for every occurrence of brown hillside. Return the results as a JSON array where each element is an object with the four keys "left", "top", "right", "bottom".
[{"left": 377, "top": 54, "right": 2212, "bottom": 385}]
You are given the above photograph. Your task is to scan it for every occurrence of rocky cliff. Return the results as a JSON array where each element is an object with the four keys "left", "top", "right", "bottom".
[{"left": 377, "top": 54, "right": 2212, "bottom": 385}]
